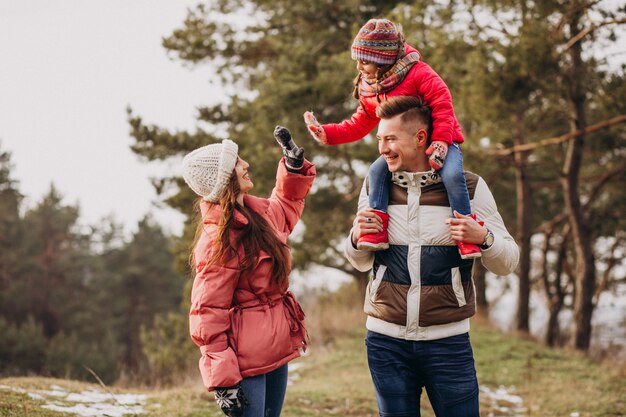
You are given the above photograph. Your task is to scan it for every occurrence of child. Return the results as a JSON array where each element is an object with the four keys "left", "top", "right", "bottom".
[{"left": 304, "top": 18, "right": 481, "bottom": 259}]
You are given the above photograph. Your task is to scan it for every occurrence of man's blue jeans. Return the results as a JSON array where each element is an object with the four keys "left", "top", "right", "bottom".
[
  {"left": 369, "top": 143, "right": 472, "bottom": 216},
  {"left": 240, "top": 364, "right": 288, "bottom": 417},
  {"left": 365, "top": 331, "right": 479, "bottom": 417}
]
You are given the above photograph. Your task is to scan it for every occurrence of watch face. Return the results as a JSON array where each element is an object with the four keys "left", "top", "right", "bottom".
[{"left": 485, "top": 231, "right": 494, "bottom": 246}]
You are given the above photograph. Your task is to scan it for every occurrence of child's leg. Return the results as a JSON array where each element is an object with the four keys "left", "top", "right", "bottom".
[
  {"left": 439, "top": 143, "right": 471, "bottom": 216},
  {"left": 368, "top": 155, "right": 392, "bottom": 212},
  {"left": 358, "top": 156, "right": 391, "bottom": 251},
  {"left": 439, "top": 143, "right": 481, "bottom": 259}
]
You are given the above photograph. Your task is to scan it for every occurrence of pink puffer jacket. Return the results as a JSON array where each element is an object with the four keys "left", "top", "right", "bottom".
[
  {"left": 189, "top": 158, "right": 316, "bottom": 391},
  {"left": 321, "top": 44, "right": 464, "bottom": 146}
]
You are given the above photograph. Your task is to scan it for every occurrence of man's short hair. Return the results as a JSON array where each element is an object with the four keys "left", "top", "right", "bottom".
[{"left": 376, "top": 96, "right": 433, "bottom": 138}]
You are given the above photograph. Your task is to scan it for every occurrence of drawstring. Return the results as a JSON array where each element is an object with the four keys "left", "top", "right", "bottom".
[
  {"left": 282, "top": 291, "right": 305, "bottom": 332},
  {"left": 231, "top": 291, "right": 308, "bottom": 348},
  {"left": 283, "top": 291, "right": 309, "bottom": 347}
]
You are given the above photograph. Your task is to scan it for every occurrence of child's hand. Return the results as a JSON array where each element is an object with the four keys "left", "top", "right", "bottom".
[
  {"left": 425, "top": 141, "right": 449, "bottom": 171},
  {"left": 303, "top": 111, "right": 328, "bottom": 144}
]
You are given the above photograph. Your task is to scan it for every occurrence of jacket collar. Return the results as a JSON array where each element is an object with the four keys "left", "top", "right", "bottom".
[
  {"left": 392, "top": 170, "right": 441, "bottom": 188},
  {"left": 200, "top": 195, "right": 270, "bottom": 228}
]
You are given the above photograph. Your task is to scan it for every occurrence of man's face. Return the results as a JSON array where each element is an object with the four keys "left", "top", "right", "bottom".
[{"left": 377, "top": 114, "right": 424, "bottom": 172}]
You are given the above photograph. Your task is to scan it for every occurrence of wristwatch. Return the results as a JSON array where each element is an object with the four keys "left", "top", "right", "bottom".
[{"left": 480, "top": 229, "right": 494, "bottom": 250}]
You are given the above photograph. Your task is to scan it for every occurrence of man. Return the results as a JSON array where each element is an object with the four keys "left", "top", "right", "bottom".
[{"left": 343, "top": 95, "right": 519, "bottom": 417}]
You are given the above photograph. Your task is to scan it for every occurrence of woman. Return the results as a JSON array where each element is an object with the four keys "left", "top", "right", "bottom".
[{"left": 181, "top": 126, "right": 315, "bottom": 417}]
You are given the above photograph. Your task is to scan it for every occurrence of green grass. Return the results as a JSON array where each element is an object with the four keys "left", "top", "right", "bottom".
[
  {"left": 471, "top": 319, "right": 626, "bottom": 416},
  {"left": 0, "top": 389, "right": 68, "bottom": 417},
  {"left": 1, "top": 320, "right": 624, "bottom": 417}
]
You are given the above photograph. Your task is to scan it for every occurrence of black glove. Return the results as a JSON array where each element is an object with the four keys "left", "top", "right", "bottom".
[
  {"left": 214, "top": 384, "right": 248, "bottom": 417},
  {"left": 274, "top": 125, "right": 305, "bottom": 172}
]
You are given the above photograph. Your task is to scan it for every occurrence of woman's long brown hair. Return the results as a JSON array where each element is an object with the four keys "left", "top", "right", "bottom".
[{"left": 189, "top": 171, "right": 290, "bottom": 289}]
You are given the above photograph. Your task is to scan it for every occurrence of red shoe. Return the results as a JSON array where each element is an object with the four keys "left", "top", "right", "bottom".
[
  {"left": 457, "top": 240, "right": 482, "bottom": 259},
  {"left": 357, "top": 209, "right": 389, "bottom": 251},
  {"left": 457, "top": 213, "right": 482, "bottom": 259}
]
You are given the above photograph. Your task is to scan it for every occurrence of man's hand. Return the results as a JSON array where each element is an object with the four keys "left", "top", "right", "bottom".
[
  {"left": 214, "top": 384, "right": 248, "bottom": 417},
  {"left": 425, "top": 140, "right": 449, "bottom": 171},
  {"left": 445, "top": 211, "right": 488, "bottom": 244},
  {"left": 351, "top": 208, "right": 384, "bottom": 246},
  {"left": 303, "top": 111, "right": 328, "bottom": 144},
  {"left": 274, "top": 125, "right": 305, "bottom": 172}
]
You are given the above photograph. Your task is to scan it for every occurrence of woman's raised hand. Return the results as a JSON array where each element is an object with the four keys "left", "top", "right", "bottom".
[{"left": 274, "top": 125, "right": 305, "bottom": 172}]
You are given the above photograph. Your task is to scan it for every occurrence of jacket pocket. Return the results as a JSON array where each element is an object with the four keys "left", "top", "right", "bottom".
[
  {"left": 451, "top": 267, "right": 467, "bottom": 307},
  {"left": 369, "top": 265, "right": 387, "bottom": 302}
]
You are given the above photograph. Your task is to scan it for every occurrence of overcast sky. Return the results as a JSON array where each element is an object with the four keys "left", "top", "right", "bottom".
[
  {"left": 1, "top": 1, "right": 624, "bottom": 238},
  {"left": 0, "top": 0, "right": 225, "bottom": 236}
]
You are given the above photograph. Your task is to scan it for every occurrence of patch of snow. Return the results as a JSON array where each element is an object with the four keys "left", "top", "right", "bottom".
[
  {"left": 480, "top": 385, "right": 526, "bottom": 417},
  {"left": 0, "top": 384, "right": 151, "bottom": 417},
  {"left": 289, "top": 362, "right": 304, "bottom": 372},
  {"left": 45, "top": 385, "right": 70, "bottom": 397},
  {"left": 41, "top": 401, "right": 144, "bottom": 417},
  {"left": 288, "top": 361, "right": 305, "bottom": 385}
]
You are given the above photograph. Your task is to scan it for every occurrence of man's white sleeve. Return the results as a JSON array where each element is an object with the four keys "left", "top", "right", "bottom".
[
  {"left": 473, "top": 177, "right": 520, "bottom": 276},
  {"left": 343, "top": 179, "right": 375, "bottom": 272}
]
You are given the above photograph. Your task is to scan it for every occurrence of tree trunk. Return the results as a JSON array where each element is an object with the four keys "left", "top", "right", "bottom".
[
  {"left": 514, "top": 112, "right": 532, "bottom": 332},
  {"left": 546, "top": 226, "right": 569, "bottom": 346},
  {"left": 563, "top": 4, "right": 596, "bottom": 351},
  {"left": 473, "top": 261, "right": 488, "bottom": 316}
]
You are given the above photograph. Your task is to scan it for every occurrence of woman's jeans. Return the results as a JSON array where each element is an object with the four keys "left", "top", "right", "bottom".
[
  {"left": 240, "top": 364, "right": 288, "bottom": 417},
  {"left": 368, "top": 143, "right": 472, "bottom": 216},
  {"left": 365, "top": 331, "right": 479, "bottom": 417}
]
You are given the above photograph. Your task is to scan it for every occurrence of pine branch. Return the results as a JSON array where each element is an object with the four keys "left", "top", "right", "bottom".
[
  {"left": 562, "top": 17, "right": 626, "bottom": 51},
  {"left": 535, "top": 213, "right": 567, "bottom": 235},
  {"left": 489, "top": 114, "right": 626, "bottom": 157},
  {"left": 584, "top": 159, "right": 626, "bottom": 210},
  {"left": 593, "top": 237, "right": 622, "bottom": 305}
]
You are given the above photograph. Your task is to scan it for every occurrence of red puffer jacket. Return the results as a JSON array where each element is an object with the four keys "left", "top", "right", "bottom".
[
  {"left": 189, "top": 158, "right": 316, "bottom": 391},
  {"left": 322, "top": 44, "right": 464, "bottom": 146}
]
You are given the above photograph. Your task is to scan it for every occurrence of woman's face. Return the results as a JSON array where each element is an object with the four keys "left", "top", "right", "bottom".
[
  {"left": 356, "top": 59, "right": 379, "bottom": 80},
  {"left": 235, "top": 157, "right": 254, "bottom": 194}
]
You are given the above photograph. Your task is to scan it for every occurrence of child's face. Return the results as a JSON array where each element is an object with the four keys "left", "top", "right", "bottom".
[{"left": 356, "top": 60, "right": 379, "bottom": 80}]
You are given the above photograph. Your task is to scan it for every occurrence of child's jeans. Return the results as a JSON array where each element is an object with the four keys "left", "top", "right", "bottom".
[
  {"left": 368, "top": 143, "right": 471, "bottom": 216},
  {"left": 240, "top": 364, "right": 288, "bottom": 417}
]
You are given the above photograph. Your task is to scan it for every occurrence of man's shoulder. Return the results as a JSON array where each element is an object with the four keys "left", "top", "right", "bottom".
[
  {"left": 464, "top": 170, "right": 480, "bottom": 183},
  {"left": 464, "top": 171, "right": 481, "bottom": 195}
]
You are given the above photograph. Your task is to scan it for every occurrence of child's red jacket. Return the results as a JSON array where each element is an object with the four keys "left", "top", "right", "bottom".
[{"left": 322, "top": 44, "right": 464, "bottom": 146}]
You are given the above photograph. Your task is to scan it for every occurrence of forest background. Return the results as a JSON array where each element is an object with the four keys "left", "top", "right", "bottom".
[{"left": 1, "top": 0, "right": 625, "bottom": 413}]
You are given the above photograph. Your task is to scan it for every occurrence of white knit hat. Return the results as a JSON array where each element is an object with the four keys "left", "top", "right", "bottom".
[{"left": 181, "top": 139, "right": 239, "bottom": 202}]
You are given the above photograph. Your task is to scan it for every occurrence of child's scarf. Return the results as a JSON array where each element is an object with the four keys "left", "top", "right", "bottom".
[{"left": 358, "top": 50, "right": 421, "bottom": 99}]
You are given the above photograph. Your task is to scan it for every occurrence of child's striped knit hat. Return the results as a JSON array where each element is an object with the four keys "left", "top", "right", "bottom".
[{"left": 351, "top": 19, "right": 402, "bottom": 65}]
